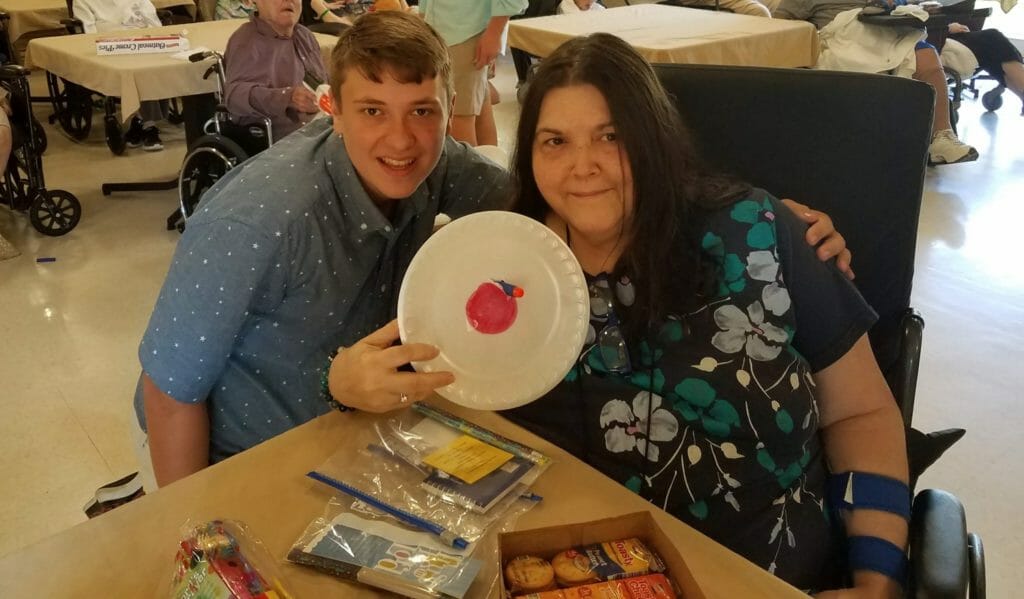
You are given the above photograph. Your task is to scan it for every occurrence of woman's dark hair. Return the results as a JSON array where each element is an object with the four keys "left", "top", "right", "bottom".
[{"left": 510, "top": 33, "right": 750, "bottom": 333}]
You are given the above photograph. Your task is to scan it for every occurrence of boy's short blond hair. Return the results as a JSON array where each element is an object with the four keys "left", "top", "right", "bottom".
[{"left": 330, "top": 12, "right": 453, "bottom": 107}]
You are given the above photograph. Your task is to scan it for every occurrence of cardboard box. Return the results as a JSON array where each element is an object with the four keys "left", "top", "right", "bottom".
[
  {"left": 96, "top": 35, "right": 190, "bottom": 56},
  {"left": 498, "top": 511, "right": 706, "bottom": 599}
]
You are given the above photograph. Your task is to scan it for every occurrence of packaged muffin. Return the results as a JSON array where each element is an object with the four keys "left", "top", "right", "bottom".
[
  {"left": 514, "top": 573, "right": 677, "bottom": 599},
  {"left": 550, "top": 538, "right": 665, "bottom": 586},
  {"left": 505, "top": 555, "right": 557, "bottom": 594}
]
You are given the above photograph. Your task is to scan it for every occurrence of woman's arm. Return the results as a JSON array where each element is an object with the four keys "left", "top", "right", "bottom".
[
  {"left": 814, "top": 334, "right": 909, "bottom": 599},
  {"left": 310, "top": 0, "right": 350, "bottom": 23}
]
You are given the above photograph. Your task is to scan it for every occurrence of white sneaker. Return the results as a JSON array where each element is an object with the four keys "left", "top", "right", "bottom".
[{"left": 928, "top": 129, "right": 978, "bottom": 166}]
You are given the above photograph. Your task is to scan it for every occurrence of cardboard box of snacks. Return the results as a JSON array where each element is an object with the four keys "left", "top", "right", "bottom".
[{"left": 498, "top": 511, "right": 707, "bottom": 599}]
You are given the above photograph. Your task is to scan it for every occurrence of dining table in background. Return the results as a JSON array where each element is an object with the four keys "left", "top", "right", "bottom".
[
  {"left": 508, "top": 4, "right": 820, "bottom": 68},
  {"left": 0, "top": 0, "right": 197, "bottom": 63}
]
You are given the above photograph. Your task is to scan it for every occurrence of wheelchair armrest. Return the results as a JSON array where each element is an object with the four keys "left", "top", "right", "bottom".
[
  {"left": 887, "top": 309, "right": 924, "bottom": 427},
  {"left": 60, "top": 17, "right": 84, "bottom": 34},
  {"left": 909, "top": 489, "right": 970, "bottom": 599},
  {"left": 0, "top": 64, "right": 29, "bottom": 81}
]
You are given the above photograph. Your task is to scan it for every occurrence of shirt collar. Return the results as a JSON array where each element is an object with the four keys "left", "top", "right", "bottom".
[
  {"left": 250, "top": 14, "right": 293, "bottom": 40},
  {"left": 322, "top": 132, "right": 435, "bottom": 242}
]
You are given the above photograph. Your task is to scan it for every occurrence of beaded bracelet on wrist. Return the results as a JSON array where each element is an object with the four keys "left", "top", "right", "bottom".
[{"left": 321, "top": 348, "right": 354, "bottom": 412}]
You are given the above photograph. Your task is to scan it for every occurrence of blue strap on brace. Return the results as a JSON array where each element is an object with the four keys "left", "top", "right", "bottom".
[
  {"left": 848, "top": 536, "right": 909, "bottom": 586},
  {"left": 828, "top": 471, "right": 911, "bottom": 521}
]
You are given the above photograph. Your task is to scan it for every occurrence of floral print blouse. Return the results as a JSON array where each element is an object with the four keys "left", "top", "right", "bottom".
[{"left": 505, "top": 191, "right": 876, "bottom": 592}]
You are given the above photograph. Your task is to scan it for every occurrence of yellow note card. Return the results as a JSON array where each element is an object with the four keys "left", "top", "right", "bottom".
[{"left": 422, "top": 435, "right": 514, "bottom": 484}]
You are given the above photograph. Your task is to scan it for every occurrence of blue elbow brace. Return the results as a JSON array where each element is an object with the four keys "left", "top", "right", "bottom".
[
  {"left": 828, "top": 471, "right": 911, "bottom": 520},
  {"left": 848, "top": 536, "right": 909, "bottom": 584},
  {"left": 829, "top": 471, "right": 911, "bottom": 585}
]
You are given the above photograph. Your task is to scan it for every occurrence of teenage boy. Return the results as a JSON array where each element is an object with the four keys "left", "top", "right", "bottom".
[{"left": 136, "top": 11, "right": 508, "bottom": 487}]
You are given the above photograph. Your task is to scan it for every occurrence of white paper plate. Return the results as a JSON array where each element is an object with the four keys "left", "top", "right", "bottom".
[{"left": 398, "top": 211, "right": 588, "bottom": 410}]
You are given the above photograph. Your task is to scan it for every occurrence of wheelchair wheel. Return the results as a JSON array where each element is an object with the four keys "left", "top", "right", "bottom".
[
  {"left": 31, "top": 117, "right": 48, "bottom": 155},
  {"left": 178, "top": 135, "right": 247, "bottom": 227},
  {"left": 981, "top": 88, "right": 1003, "bottom": 112},
  {"left": 4, "top": 151, "right": 33, "bottom": 211},
  {"left": 104, "top": 115, "right": 126, "bottom": 156},
  {"left": 46, "top": 74, "right": 93, "bottom": 140},
  {"left": 29, "top": 189, "right": 81, "bottom": 236}
]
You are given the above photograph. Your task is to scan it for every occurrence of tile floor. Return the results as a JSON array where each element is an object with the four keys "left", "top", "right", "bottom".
[{"left": 0, "top": 55, "right": 1020, "bottom": 596}]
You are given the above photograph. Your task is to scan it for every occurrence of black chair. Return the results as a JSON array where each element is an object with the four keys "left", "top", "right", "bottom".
[{"left": 654, "top": 63, "right": 984, "bottom": 599}]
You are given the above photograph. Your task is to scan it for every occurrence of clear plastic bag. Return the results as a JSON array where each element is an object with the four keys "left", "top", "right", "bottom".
[
  {"left": 169, "top": 519, "right": 292, "bottom": 599},
  {"left": 289, "top": 496, "right": 535, "bottom": 598},
  {"left": 309, "top": 405, "right": 549, "bottom": 546},
  {"left": 296, "top": 404, "right": 551, "bottom": 597}
]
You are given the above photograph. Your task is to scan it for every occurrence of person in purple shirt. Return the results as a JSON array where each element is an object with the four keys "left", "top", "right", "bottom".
[{"left": 223, "top": 0, "right": 328, "bottom": 140}]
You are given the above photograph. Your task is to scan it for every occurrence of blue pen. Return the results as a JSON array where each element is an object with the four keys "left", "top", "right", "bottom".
[{"left": 307, "top": 471, "right": 470, "bottom": 550}]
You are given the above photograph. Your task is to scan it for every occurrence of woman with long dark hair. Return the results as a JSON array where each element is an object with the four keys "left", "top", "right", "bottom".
[{"left": 504, "top": 33, "right": 909, "bottom": 597}]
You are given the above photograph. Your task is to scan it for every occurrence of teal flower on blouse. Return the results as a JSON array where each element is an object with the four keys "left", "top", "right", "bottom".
[
  {"left": 672, "top": 378, "right": 741, "bottom": 438},
  {"left": 729, "top": 197, "right": 777, "bottom": 250},
  {"left": 756, "top": 444, "right": 811, "bottom": 489},
  {"left": 702, "top": 231, "right": 746, "bottom": 295}
]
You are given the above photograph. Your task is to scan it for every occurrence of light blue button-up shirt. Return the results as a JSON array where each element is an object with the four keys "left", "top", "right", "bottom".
[
  {"left": 135, "top": 119, "right": 509, "bottom": 462},
  {"left": 419, "top": 0, "right": 529, "bottom": 46}
]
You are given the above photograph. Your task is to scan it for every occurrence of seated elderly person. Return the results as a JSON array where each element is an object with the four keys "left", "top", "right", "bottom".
[
  {"left": 946, "top": 23, "right": 1024, "bottom": 111},
  {"left": 774, "top": 0, "right": 978, "bottom": 165},
  {"left": 74, "top": 0, "right": 168, "bottom": 150},
  {"left": 223, "top": 0, "right": 327, "bottom": 140}
]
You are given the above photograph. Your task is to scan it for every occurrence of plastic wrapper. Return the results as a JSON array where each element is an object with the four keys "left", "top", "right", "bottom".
[
  {"left": 295, "top": 404, "right": 551, "bottom": 597},
  {"left": 289, "top": 495, "right": 537, "bottom": 598},
  {"left": 170, "top": 519, "right": 292, "bottom": 599},
  {"left": 310, "top": 404, "right": 550, "bottom": 545},
  {"left": 514, "top": 574, "right": 677, "bottom": 599}
]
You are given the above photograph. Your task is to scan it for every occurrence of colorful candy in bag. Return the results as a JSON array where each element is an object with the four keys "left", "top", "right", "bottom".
[{"left": 171, "top": 520, "right": 287, "bottom": 599}]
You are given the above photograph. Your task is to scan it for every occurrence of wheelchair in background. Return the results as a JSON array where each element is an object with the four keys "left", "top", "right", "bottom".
[
  {"left": 174, "top": 51, "right": 273, "bottom": 232},
  {"left": 1, "top": 65, "right": 81, "bottom": 236},
  {"left": 46, "top": 0, "right": 184, "bottom": 155}
]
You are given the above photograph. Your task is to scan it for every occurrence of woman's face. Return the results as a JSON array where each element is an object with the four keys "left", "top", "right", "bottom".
[
  {"left": 532, "top": 84, "right": 635, "bottom": 249},
  {"left": 253, "top": 0, "right": 300, "bottom": 36}
]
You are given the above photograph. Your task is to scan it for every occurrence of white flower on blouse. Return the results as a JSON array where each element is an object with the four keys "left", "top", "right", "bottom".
[
  {"left": 711, "top": 301, "right": 789, "bottom": 361},
  {"left": 601, "top": 391, "right": 680, "bottom": 462}
]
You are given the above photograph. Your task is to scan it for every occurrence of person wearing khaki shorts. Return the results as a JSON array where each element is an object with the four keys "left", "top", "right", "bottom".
[
  {"left": 420, "top": 0, "right": 529, "bottom": 145},
  {"left": 449, "top": 33, "right": 490, "bottom": 135}
]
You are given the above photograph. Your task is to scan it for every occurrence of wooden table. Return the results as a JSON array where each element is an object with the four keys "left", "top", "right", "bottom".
[
  {"left": 25, "top": 19, "right": 336, "bottom": 124},
  {"left": 0, "top": 402, "right": 806, "bottom": 598},
  {"left": 0, "top": 0, "right": 197, "bottom": 61},
  {"left": 508, "top": 4, "right": 820, "bottom": 68}
]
